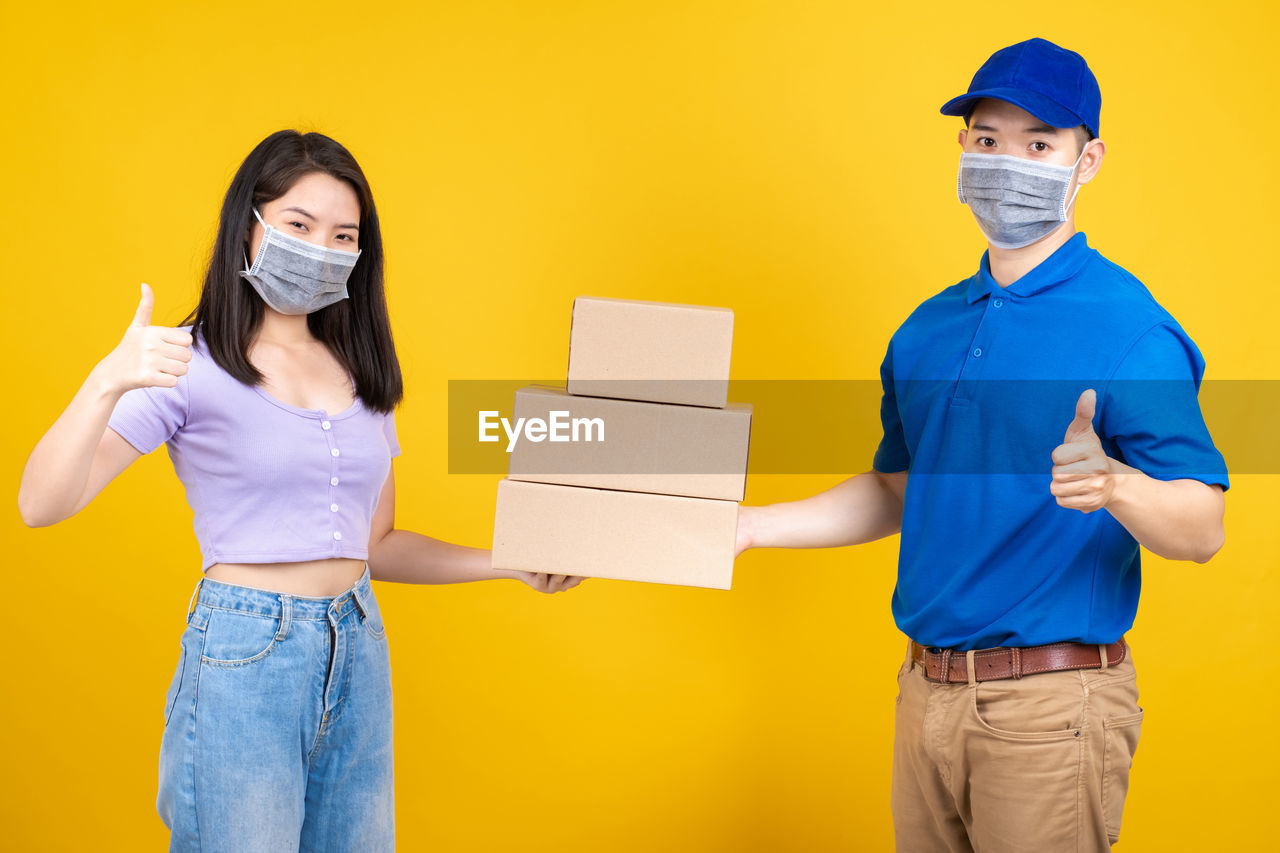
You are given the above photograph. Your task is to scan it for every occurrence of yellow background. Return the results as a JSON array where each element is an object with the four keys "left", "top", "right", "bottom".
[{"left": 4, "top": 1, "right": 1276, "bottom": 849}]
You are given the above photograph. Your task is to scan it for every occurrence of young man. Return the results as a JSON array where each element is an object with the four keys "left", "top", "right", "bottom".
[{"left": 735, "top": 38, "right": 1228, "bottom": 851}]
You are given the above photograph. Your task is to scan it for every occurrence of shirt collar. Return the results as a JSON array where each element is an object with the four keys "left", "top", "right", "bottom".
[{"left": 965, "top": 231, "right": 1094, "bottom": 304}]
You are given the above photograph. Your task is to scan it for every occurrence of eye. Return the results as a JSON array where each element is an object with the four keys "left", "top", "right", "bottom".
[
  {"left": 1030, "top": 141, "right": 1049, "bottom": 153},
  {"left": 288, "top": 220, "right": 308, "bottom": 231},
  {"left": 337, "top": 234, "right": 356, "bottom": 242},
  {"left": 977, "top": 136, "right": 997, "bottom": 148}
]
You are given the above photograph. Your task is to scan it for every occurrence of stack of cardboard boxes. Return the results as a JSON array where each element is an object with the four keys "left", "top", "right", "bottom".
[{"left": 491, "top": 296, "right": 752, "bottom": 589}]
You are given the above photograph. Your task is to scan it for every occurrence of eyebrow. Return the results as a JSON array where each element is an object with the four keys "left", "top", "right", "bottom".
[
  {"left": 971, "top": 122, "right": 1062, "bottom": 136},
  {"left": 281, "top": 205, "right": 360, "bottom": 230}
]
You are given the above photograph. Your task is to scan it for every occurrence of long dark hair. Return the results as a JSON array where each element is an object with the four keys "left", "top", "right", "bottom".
[{"left": 182, "top": 130, "right": 402, "bottom": 413}]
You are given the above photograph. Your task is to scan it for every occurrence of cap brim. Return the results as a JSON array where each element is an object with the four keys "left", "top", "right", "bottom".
[{"left": 940, "top": 87, "right": 1084, "bottom": 130}]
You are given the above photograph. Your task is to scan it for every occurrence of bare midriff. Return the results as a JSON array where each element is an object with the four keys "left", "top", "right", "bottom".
[{"left": 204, "top": 557, "right": 367, "bottom": 597}]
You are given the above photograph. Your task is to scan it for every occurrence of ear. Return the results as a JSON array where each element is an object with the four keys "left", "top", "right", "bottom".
[
  {"left": 958, "top": 127, "right": 968, "bottom": 149},
  {"left": 1077, "top": 138, "right": 1106, "bottom": 185}
]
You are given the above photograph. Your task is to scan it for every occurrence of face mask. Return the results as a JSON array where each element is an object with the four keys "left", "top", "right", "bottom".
[
  {"left": 240, "top": 207, "right": 361, "bottom": 315},
  {"left": 957, "top": 143, "right": 1090, "bottom": 249}
]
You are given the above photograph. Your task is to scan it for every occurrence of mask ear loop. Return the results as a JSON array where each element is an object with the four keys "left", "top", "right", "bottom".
[
  {"left": 1062, "top": 140, "right": 1093, "bottom": 218},
  {"left": 243, "top": 207, "right": 269, "bottom": 275}
]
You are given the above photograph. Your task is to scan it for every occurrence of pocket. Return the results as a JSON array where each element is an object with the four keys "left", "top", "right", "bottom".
[
  {"left": 970, "top": 673, "right": 1088, "bottom": 741},
  {"left": 1102, "top": 707, "right": 1144, "bottom": 844},
  {"left": 894, "top": 651, "right": 912, "bottom": 706},
  {"left": 360, "top": 589, "right": 387, "bottom": 641},
  {"left": 199, "top": 608, "right": 281, "bottom": 667},
  {"left": 162, "top": 631, "right": 188, "bottom": 725}
]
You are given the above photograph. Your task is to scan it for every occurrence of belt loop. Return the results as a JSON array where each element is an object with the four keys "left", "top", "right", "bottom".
[
  {"left": 352, "top": 583, "right": 369, "bottom": 620},
  {"left": 1011, "top": 647, "right": 1022, "bottom": 679},
  {"left": 275, "top": 595, "right": 292, "bottom": 642},
  {"left": 1098, "top": 644, "right": 1109, "bottom": 671},
  {"left": 186, "top": 579, "right": 204, "bottom": 623},
  {"left": 965, "top": 650, "right": 977, "bottom": 687},
  {"left": 939, "top": 648, "right": 952, "bottom": 685},
  {"left": 906, "top": 638, "right": 915, "bottom": 673}
]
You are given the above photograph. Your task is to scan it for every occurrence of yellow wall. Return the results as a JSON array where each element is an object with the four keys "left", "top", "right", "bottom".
[{"left": 4, "top": 1, "right": 1276, "bottom": 849}]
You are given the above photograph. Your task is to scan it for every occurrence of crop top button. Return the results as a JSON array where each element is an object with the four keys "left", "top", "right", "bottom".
[
  {"left": 322, "top": 421, "right": 331, "bottom": 430},
  {"left": 333, "top": 531, "right": 343, "bottom": 541},
  {"left": 330, "top": 503, "right": 339, "bottom": 512},
  {"left": 331, "top": 477, "right": 339, "bottom": 486},
  {"left": 331, "top": 448, "right": 340, "bottom": 457}
]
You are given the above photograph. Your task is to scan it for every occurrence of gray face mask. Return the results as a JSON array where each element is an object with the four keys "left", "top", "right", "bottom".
[
  {"left": 957, "top": 145, "right": 1089, "bottom": 249},
  {"left": 240, "top": 207, "right": 361, "bottom": 315}
]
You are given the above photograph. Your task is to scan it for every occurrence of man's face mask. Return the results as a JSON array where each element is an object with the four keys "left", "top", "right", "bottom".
[
  {"left": 957, "top": 142, "right": 1090, "bottom": 249},
  {"left": 240, "top": 207, "right": 361, "bottom": 315}
]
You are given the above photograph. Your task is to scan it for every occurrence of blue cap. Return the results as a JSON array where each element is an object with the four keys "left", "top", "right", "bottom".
[{"left": 940, "top": 38, "right": 1101, "bottom": 138}]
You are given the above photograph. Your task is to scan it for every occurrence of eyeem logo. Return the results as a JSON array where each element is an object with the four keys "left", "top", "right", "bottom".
[{"left": 478, "top": 410, "right": 605, "bottom": 452}]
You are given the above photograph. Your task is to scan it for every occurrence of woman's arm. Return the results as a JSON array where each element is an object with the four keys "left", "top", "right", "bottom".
[
  {"left": 18, "top": 284, "right": 193, "bottom": 526},
  {"left": 366, "top": 467, "right": 582, "bottom": 593}
]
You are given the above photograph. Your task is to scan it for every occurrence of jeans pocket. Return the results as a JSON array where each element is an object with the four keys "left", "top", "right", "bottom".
[
  {"left": 1102, "top": 707, "right": 1144, "bottom": 844},
  {"left": 360, "top": 591, "right": 387, "bottom": 641},
  {"left": 200, "top": 608, "right": 281, "bottom": 668}
]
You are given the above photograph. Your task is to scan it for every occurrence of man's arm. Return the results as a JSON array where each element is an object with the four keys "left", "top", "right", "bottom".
[
  {"left": 1101, "top": 472, "right": 1224, "bottom": 564},
  {"left": 736, "top": 469, "right": 906, "bottom": 556},
  {"left": 1051, "top": 389, "right": 1226, "bottom": 563}
]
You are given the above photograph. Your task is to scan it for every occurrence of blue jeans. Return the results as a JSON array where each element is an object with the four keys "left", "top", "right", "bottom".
[{"left": 157, "top": 566, "right": 394, "bottom": 851}]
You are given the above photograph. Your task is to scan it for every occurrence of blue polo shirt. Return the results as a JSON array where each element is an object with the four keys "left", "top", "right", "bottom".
[{"left": 873, "top": 232, "right": 1229, "bottom": 650}]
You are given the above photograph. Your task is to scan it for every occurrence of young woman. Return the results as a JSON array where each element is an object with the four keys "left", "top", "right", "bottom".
[{"left": 18, "top": 129, "right": 581, "bottom": 851}]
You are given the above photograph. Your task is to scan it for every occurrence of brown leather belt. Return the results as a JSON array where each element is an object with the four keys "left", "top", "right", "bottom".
[{"left": 910, "top": 637, "right": 1127, "bottom": 684}]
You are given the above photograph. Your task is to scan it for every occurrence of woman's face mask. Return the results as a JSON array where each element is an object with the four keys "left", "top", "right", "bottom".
[
  {"left": 240, "top": 207, "right": 361, "bottom": 315},
  {"left": 957, "top": 142, "right": 1090, "bottom": 249}
]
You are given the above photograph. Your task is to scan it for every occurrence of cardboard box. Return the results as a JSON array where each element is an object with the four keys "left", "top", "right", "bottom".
[
  {"left": 566, "top": 296, "right": 734, "bottom": 407},
  {"left": 492, "top": 479, "right": 738, "bottom": 589},
  {"left": 505, "top": 385, "right": 752, "bottom": 501}
]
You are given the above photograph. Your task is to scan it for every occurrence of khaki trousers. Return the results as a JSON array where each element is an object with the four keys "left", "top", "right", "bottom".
[{"left": 891, "top": 642, "right": 1143, "bottom": 852}]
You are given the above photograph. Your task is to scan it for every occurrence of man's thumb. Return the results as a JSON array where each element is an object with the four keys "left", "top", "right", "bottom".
[
  {"left": 132, "top": 282, "right": 154, "bottom": 328},
  {"left": 1065, "top": 388, "right": 1097, "bottom": 441}
]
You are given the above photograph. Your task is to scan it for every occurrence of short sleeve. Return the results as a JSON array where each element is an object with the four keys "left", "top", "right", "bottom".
[
  {"left": 1100, "top": 322, "right": 1229, "bottom": 491},
  {"left": 872, "top": 339, "right": 911, "bottom": 473},
  {"left": 383, "top": 411, "right": 401, "bottom": 458},
  {"left": 107, "top": 376, "right": 189, "bottom": 454}
]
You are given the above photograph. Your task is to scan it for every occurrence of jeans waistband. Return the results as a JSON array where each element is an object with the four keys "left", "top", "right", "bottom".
[{"left": 187, "top": 564, "right": 372, "bottom": 624}]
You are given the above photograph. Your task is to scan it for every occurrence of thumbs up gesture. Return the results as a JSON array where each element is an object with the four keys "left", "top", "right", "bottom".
[
  {"left": 1049, "top": 389, "right": 1116, "bottom": 513},
  {"left": 97, "top": 283, "right": 194, "bottom": 394}
]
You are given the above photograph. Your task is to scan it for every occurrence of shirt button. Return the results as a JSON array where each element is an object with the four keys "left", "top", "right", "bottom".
[
  {"left": 331, "top": 448, "right": 340, "bottom": 457},
  {"left": 972, "top": 347, "right": 983, "bottom": 358},
  {"left": 330, "top": 477, "right": 339, "bottom": 486},
  {"left": 322, "top": 421, "right": 331, "bottom": 430},
  {"left": 993, "top": 298, "right": 1004, "bottom": 308},
  {"left": 333, "top": 531, "right": 343, "bottom": 541},
  {"left": 330, "top": 504, "right": 339, "bottom": 512}
]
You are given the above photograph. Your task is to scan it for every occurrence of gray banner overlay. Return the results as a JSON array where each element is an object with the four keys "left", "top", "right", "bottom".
[{"left": 446, "top": 380, "right": 1273, "bottom": 475}]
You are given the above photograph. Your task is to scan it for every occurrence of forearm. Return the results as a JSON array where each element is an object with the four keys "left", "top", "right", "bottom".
[
  {"left": 367, "top": 528, "right": 521, "bottom": 584},
  {"left": 741, "top": 469, "right": 904, "bottom": 551},
  {"left": 1105, "top": 463, "right": 1225, "bottom": 563},
  {"left": 19, "top": 364, "right": 123, "bottom": 526}
]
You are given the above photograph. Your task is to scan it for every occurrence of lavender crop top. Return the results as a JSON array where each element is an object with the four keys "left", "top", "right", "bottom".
[{"left": 108, "top": 329, "right": 400, "bottom": 570}]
